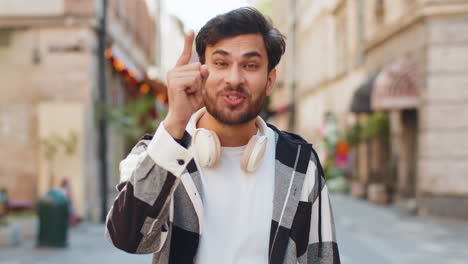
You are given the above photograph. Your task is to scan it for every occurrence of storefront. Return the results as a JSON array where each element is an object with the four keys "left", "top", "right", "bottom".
[{"left": 372, "top": 56, "right": 420, "bottom": 205}]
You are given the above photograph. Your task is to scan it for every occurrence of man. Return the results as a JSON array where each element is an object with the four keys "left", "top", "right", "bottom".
[{"left": 105, "top": 7, "right": 340, "bottom": 264}]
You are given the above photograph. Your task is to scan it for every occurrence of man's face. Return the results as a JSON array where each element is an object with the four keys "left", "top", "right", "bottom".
[{"left": 202, "top": 33, "right": 276, "bottom": 125}]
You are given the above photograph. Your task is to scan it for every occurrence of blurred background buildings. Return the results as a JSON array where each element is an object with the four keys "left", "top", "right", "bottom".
[
  {"left": 0, "top": 0, "right": 185, "bottom": 222},
  {"left": 0, "top": 0, "right": 467, "bottom": 223},
  {"left": 0, "top": 0, "right": 467, "bottom": 250},
  {"left": 270, "top": 0, "right": 468, "bottom": 220},
  {"left": 1, "top": 0, "right": 468, "bottom": 262}
]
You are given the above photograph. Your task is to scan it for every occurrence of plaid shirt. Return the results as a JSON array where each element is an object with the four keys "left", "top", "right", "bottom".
[{"left": 105, "top": 121, "right": 340, "bottom": 264}]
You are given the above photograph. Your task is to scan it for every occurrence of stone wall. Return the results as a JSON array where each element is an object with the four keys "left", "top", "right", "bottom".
[
  {"left": 417, "top": 15, "right": 468, "bottom": 218},
  {"left": 271, "top": 0, "right": 468, "bottom": 220},
  {"left": 270, "top": 0, "right": 365, "bottom": 137},
  {"left": 0, "top": 26, "right": 96, "bottom": 213}
]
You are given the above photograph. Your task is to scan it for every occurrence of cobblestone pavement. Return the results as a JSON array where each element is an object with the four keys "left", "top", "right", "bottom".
[{"left": 1, "top": 194, "right": 467, "bottom": 263}]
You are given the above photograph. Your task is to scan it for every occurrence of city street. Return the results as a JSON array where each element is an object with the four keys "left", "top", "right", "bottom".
[
  {"left": 333, "top": 194, "right": 468, "bottom": 264},
  {"left": 1, "top": 194, "right": 467, "bottom": 263},
  {"left": 0, "top": 222, "right": 152, "bottom": 264},
  {"left": 2, "top": 1, "right": 468, "bottom": 264}
]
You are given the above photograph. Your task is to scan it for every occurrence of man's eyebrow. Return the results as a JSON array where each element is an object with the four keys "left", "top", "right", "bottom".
[
  {"left": 243, "top": 51, "right": 262, "bottom": 58},
  {"left": 212, "top": 49, "right": 230, "bottom": 56},
  {"left": 211, "top": 50, "right": 262, "bottom": 58}
]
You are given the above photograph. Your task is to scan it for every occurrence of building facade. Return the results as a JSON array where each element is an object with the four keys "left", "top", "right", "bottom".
[
  {"left": 0, "top": 0, "right": 157, "bottom": 221},
  {"left": 271, "top": 0, "right": 468, "bottom": 219}
]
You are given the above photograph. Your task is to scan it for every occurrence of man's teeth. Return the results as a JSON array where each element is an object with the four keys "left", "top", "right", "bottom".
[{"left": 228, "top": 95, "right": 239, "bottom": 100}]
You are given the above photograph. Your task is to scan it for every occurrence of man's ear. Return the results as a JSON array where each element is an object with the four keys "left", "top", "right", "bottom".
[{"left": 266, "top": 68, "right": 277, "bottom": 96}]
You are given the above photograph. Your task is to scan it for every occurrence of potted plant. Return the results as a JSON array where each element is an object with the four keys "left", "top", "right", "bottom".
[
  {"left": 349, "top": 174, "right": 367, "bottom": 199},
  {"left": 344, "top": 123, "right": 367, "bottom": 198},
  {"left": 361, "top": 112, "right": 392, "bottom": 205}
]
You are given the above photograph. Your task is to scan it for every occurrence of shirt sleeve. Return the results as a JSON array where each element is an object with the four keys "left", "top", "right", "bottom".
[{"left": 146, "top": 121, "right": 193, "bottom": 177}]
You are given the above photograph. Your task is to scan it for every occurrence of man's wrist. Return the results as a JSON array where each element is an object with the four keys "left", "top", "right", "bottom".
[{"left": 163, "top": 117, "right": 188, "bottom": 140}]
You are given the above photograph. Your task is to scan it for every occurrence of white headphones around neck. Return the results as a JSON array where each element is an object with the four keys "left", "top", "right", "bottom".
[{"left": 191, "top": 109, "right": 268, "bottom": 173}]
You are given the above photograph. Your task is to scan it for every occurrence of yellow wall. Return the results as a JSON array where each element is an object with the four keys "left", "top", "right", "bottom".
[
  {"left": 37, "top": 102, "right": 85, "bottom": 217},
  {"left": 0, "top": 27, "right": 94, "bottom": 214}
]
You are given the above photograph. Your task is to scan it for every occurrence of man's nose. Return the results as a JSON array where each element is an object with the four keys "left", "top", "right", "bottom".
[{"left": 225, "top": 64, "right": 245, "bottom": 88}]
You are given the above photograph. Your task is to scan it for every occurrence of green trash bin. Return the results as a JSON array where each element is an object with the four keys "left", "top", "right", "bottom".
[{"left": 37, "top": 188, "right": 70, "bottom": 247}]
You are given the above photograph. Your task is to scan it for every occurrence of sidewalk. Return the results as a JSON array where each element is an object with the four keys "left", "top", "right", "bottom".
[
  {"left": 1, "top": 194, "right": 467, "bottom": 263},
  {"left": 332, "top": 194, "right": 468, "bottom": 264},
  {"left": 0, "top": 223, "right": 152, "bottom": 264}
]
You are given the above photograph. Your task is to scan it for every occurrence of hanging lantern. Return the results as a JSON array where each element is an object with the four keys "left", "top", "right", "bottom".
[
  {"left": 128, "top": 70, "right": 136, "bottom": 79},
  {"left": 139, "top": 83, "right": 150, "bottom": 94},
  {"left": 113, "top": 58, "right": 125, "bottom": 72}
]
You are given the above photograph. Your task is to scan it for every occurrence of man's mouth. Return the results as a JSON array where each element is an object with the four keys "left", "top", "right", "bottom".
[{"left": 223, "top": 93, "right": 245, "bottom": 106}]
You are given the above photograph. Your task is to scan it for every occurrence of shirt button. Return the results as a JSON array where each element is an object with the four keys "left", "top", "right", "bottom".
[{"left": 177, "top": 159, "right": 185, "bottom": 165}]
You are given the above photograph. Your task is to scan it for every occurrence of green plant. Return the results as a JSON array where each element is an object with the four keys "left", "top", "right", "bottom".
[
  {"left": 41, "top": 132, "right": 78, "bottom": 160},
  {"left": 345, "top": 123, "right": 362, "bottom": 147},
  {"left": 324, "top": 158, "right": 342, "bottom": 180},
  {"left": 97, "top": 93, "right": 166, "bottom": 151},
  {"left": 360, "top": 112, "right": 389, "bottom": 141},
  {"left": 40, "top": 131, "right": 80, "bottom": 189}
]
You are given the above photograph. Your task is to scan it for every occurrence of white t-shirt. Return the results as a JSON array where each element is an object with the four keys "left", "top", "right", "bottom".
[{"left": 194, "top": 127, "right": 276, "bottom": 264}]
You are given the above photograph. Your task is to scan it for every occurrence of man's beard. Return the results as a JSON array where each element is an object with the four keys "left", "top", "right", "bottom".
[{"left": 203, "top": 85, "right": 266, "bottom": 125}]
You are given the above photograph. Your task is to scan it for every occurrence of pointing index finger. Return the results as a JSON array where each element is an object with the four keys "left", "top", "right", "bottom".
[{"left": 176, "top": 31, "right": 195, "bottom": 67}]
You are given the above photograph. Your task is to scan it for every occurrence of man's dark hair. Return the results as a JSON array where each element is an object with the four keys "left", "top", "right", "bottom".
[{"left": 196, "top": 7, "right": 286, "bottom": 72}]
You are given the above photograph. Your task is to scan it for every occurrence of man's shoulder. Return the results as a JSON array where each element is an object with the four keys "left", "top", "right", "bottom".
[
  {"left": 267, "top": 123, "right": 321, "bottom": 177},
  {"left": 266, "top": 123, "right": 311, "bottom": 146}
]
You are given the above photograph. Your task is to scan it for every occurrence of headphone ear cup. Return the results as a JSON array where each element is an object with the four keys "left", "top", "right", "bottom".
[
  {"left": 192, "top": 128, "right": 221, "bottom": 167},
  {"left": 241, "top": 135, "right": 268, "bottom": 173}
]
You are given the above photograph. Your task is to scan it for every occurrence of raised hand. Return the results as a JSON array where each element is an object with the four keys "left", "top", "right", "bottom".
[{"left": 164, "top": 31, "right": 209, "bottom": 139}]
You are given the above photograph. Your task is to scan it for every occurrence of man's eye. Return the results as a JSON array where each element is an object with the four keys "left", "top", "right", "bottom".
[
  {"left": 215, "top": 61, "right": 227, "bottom": 66},
  {"left": 245, "top": 63, "right": 259, "bottom": 69}
]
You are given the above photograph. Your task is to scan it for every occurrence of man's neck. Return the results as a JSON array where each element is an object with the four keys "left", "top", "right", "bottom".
[{"left": 197, "top": 112, "right": 257, "bottom": 147}]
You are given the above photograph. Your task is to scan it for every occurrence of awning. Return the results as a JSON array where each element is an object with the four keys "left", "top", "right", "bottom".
[
  {"left": 371, "top": 57, "right": 420, "bottom": 110},
  {"left": 350, "top": 74, "right": 378, "bottom": 114}
]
